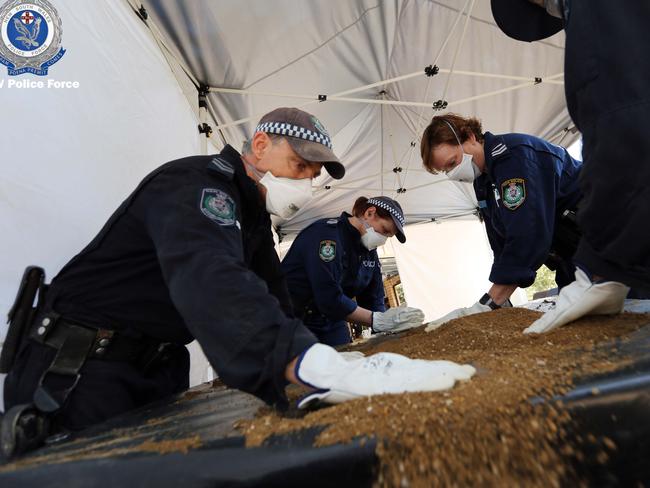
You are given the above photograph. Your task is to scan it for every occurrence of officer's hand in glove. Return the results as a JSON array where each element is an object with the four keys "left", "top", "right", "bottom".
[
  {"left": 425, "top": 302, "right": 491, "bottom": 332},
  {"left": 524, "top": 267, "right": 629, "bottom": 334},
  {"left": 372, "top": 306, "right": 425, "bottom": 333},
  {"left": 295, "top": 343, "right": 476, "bottom": 409}
]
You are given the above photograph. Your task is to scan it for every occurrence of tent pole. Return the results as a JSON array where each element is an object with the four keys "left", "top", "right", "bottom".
[
  {"left": 207, "top": 80, "right": 554, "bottom": 133},
  {"left": 207, "top": 70, "right": 562, "bottom": 108},
  {"left": 211, "top": 100, "right": 319, "bottom": 131},
  {"left": 198, "top": 86, "right": 212, "bottom": 155},
  {"left": 199, "top": 105, "right": 208, "bottom": 155},
  {"left": 440, "top": 0, "right": 476, "bottom": 104},
  {"left": 446, "top": 80, "right": 538, "bottom": 107},
  {"left": 438, "top": 68, "right": 563, "bottom": 84},
  {"left": 399, "top": 0, "right": 477, "bottom": 195},
  {"left": 380, "top": 95, "right": 385, "bottom": 195}
]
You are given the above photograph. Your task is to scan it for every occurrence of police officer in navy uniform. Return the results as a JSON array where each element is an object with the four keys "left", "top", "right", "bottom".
[
  {"left": 419, "top": 113, "right": 582, "bottom": 329},
  {"left": 490, "top": 0, "right": 650, "bottom": 334},
  {"left": 281, "top": 196, "right": 425, "bottom": 346},
  {"left": 1, "top": 107, "right": 476, "bottom": 457}
]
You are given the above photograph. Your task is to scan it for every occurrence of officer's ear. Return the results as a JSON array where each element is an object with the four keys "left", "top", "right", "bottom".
[
  {"left": 251, "top": 132, "right": 271, "bottom": 160},
  {"left": 364, "top": 206, "right": 377, "bottom": 220}
]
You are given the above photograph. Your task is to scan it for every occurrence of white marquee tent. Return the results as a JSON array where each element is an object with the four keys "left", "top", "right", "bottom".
[{"left": 0, "top": 0, "right": 578, "bottom": 394}]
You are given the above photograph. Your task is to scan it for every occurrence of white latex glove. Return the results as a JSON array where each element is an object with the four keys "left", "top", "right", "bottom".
[
  {"left": 372, "top": 306, "right": 425, "bottom": 333},
  {"left": 424, "top": 302, "right": 491, "bottom": 332},
  {"left": 524, "top": 267, "right": 629, "bottom": 334},
  {"left": 295, "top": 343, "right": 476, "bottom": 409},
  {"left": 339, "top": 351, "right": 365, "bottom": 361}
]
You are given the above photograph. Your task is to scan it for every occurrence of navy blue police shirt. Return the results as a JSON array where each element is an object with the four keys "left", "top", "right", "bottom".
[
  {"left": 42, "top": 145, "right": 317, "bottom": 409},
  {"left": 474, "top": 132, "right": 582, "bottom": 287},
  {"left": 281, "top": 212, "right": 386, "bottom": 320}
]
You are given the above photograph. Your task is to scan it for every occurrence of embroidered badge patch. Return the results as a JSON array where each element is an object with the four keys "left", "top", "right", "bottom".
[
  {"left": 501, "top": 178, "right": 526, "bottom": 210},
  {"left": 200, "top": 188, "right": 236, "bottom": 226},
  {"left": 319, "top": 239, "right": 336, "bottom": 262}
]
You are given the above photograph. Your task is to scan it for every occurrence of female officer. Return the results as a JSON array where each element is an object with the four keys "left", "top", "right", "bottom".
[
  {"left": 281, "top": 196, "right": 425, "bottom": 346},
  {"left": 419, "top": 113, "right": 583, "bottom": 329}
]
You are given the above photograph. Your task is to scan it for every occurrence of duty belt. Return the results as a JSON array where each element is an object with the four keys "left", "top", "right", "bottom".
[
  {"left": 30, "top": 312, "right": 169, "bottom": 363},
  {"left": 28, "top": 311, "right": 179, "bottom": 413}
]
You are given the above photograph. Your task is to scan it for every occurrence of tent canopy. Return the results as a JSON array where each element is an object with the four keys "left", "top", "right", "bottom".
[{"left": 139, "top": 0, "right": 575, "bottom": 235}]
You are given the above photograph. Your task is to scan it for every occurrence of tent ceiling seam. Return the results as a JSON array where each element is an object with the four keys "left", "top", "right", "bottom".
[{"left": 243, "top": 3, "right": 381, "bottom": 90}]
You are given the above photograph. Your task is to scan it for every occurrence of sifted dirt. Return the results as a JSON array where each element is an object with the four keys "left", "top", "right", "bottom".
[
  {"left": 237, "top": 308, "right": 650, "bottom": 487},
  {"left": 0, "top": 435, "right": 203, "bottom": 473}
]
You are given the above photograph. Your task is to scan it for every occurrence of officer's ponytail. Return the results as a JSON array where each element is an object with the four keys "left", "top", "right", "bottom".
[{"left": 420, "top": 113, "right": 484, "bottom": 173}]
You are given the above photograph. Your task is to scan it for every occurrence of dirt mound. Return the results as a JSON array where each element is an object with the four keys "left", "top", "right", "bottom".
[{"left": 238, "top": 309, "right": 649, "bottom": 487}]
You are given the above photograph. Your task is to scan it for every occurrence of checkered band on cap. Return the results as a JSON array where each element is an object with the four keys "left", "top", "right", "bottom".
[
  {"left": 255, "top": 122, "right": 332, "bottom": 149},
  {"left": 367, "top": 198, "right": 406, "bottom": 226}
]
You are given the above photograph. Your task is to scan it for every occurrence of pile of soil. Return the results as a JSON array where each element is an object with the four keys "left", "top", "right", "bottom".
[
  {"left": 0, "top": 435, "right": 203, "bottom": 473},
  {"left": 237, "top": 309, "right": 649, "bottom": 487}
]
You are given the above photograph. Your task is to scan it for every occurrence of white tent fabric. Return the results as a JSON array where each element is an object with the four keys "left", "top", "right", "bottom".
[
  {"left": 390, "top": 219, "right": 527, "bottom": 322},
  {"left": 1, "top": 0, "right": 575, "bottom": 404},
  {"left": 142, "top": 0, "right": 575, "bottom": 236},
  {"left": 0, "top": 1, "right": 211, "bottom": 401}
]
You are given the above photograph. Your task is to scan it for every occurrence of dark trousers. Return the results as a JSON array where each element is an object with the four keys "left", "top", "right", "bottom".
[
  {"left": 565, "top": 1, "right": 650, "bottom": 292},
  {"left": 4, "top": 340, "right": 189, "bottom": 431}
]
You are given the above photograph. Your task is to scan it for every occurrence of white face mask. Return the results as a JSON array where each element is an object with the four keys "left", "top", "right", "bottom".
[
  {"left": 259, "top": 172, "right": 313, "bottom": 219},
  {"left": 360, "top": 220, "right": 388, "bottom": 250},
  {"left": 446, "top": 152, "right": 481, "bottom": 183}
]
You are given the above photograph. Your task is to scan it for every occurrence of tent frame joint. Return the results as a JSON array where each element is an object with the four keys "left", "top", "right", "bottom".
[
  {"left": 198, "top": 123, "right": 213, "bottom": 137},
  {"left": 137, "top": 4, "right": 148, "bottom": 21},
  {"left": 424, "top": 64, "right": 440, "bottom": 77},
  {"left": 432, "top": 99, "right": 448, "bottom": 110},
  {"left": 198, "top": 84, "right": 210, "bottom": 108}
]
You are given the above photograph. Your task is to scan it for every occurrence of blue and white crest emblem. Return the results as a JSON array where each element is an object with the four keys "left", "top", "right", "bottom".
[{"left": 0, "top": 0, "right": 65, "bottom": 76}]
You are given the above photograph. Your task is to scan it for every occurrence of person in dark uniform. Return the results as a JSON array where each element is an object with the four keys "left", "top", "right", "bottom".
[
  {"left": 281, "top": 196, "right": 425, "bottom": 346},
  {"left": 1, "top": 107, "right": 475, "bottom": 457},
  {"left": 419, "top": 113, "right": 582, "bottom": 329},
  {"left": 490, "top": 0, "right": 650, "bottom": 333}
]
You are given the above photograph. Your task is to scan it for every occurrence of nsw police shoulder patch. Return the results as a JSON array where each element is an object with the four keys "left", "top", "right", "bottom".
[
  {"left": 319, "top": 239, "right": 336, "bottom": 262},
  {"left": 200, "top": 188, "right": 236, "bottom": 226},
  {"left": 501, "top": 178, "right": 526, "bottom": 210}
]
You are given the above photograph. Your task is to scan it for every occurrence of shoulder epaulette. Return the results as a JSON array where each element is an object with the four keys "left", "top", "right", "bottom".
[{"left": 207, "top": 156, "right": 235, "bottom": 181}]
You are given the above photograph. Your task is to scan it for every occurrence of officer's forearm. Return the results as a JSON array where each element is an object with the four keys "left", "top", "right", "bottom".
[
  {"left": 488, "top": 283, "right": 518, "bottom": 305},
  {"left": 346, "top": 306, "right": 373, "bottom": 326}
]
